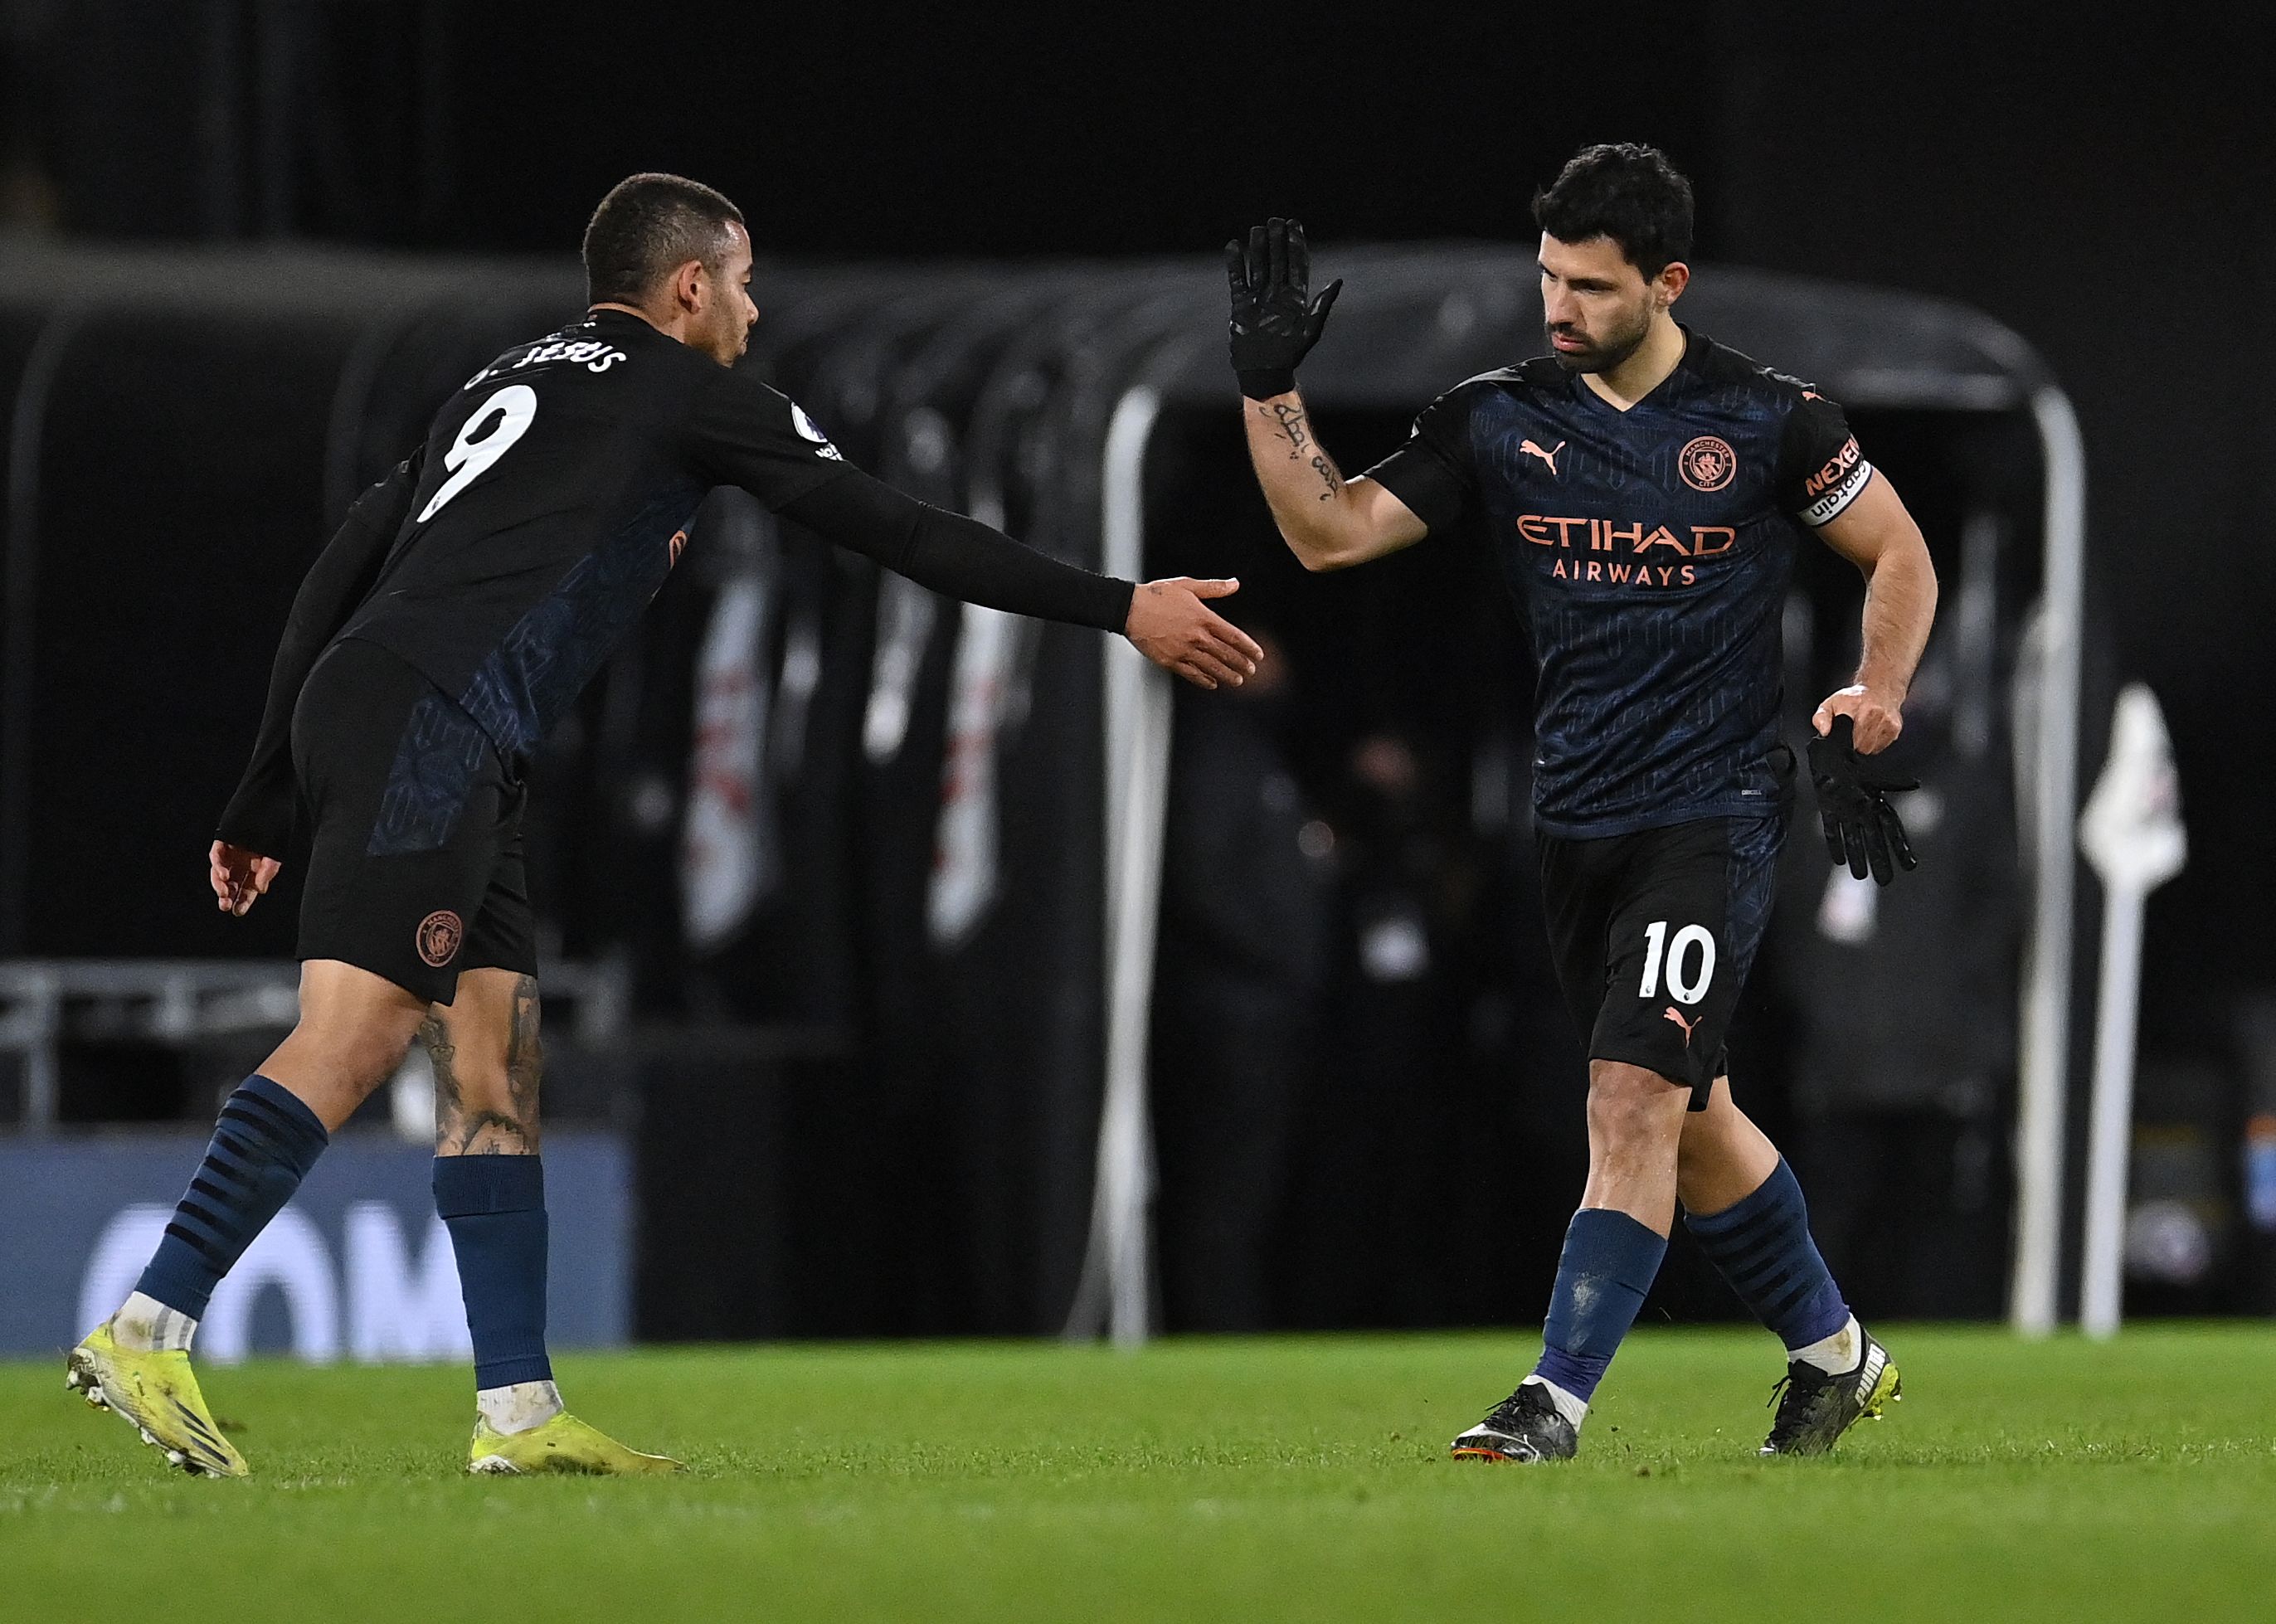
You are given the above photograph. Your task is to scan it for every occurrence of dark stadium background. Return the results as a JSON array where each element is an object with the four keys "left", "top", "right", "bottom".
[{"left": 3, "top": 3, "right": 2272, "bottom": 1340}]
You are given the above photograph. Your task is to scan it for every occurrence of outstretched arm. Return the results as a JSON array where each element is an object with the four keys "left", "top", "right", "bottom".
[
  {"left": 781, "top": 469, "right": 1262, "bottom": 689},
  {"left": 1810, "top": 470, "right": 1938, "bottom": 753},
  {"left": 689, "top": 371, "right": 1261, "bottom": 688},
  {"left": 1228, "top": 220, "right": 1429, "bottom": 571},
  {"left": 212, "top": 449, "right": 423, "bottom": 912}
]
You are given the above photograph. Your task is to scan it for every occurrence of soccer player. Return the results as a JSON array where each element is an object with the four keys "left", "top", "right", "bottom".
[
  {"left": 67, "top": 173, "right": 1263, "bottom": 1479},
  {"left": 1225, "top": 144, "right": 1931, "bottom": 1460}
]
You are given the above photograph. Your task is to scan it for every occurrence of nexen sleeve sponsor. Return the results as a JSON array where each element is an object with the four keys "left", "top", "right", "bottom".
[{"left": 1797, "top": 437, "right": 1873, "bottom": 527}]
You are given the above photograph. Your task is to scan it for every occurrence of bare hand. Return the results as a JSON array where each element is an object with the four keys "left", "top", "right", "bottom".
[
  {"left": 1125, "top": 578, "right": 1264, "bottom": 690},
  {"left": 1812, "top": 683, "right": 1904, "bottom": 754},
  {"left": 210, "top": 839, "right": 282, "bottom": 917}
]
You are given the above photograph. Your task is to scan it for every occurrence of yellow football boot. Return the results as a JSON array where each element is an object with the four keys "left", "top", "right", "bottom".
[
  {"left": 65, "top": 1320, "right": 248, "bottom": 1478},
  {"left": 467, "top": 1411, "right": 684, "bottom": 1476}
]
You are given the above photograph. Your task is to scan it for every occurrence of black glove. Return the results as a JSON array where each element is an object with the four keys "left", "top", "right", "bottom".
[
  {"left": 1807, "top": 713, "right": 1919, "bottom": 885},
  {"left": 1224, "top": 217, "right": 1343, "bottom": 401}
]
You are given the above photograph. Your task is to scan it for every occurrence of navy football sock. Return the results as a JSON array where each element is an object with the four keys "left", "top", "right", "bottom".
[
  {"left": 1532, "top": 1208, "right": 1668, "bottom": 1404},
  {"left": 1685, "top": 1159, "right": 1850, "bottom": 1352},
  {"left": 434, "top": 1155, "right": 552, "bottom": 1389},
  {"left": 135, "top": 1075, "right": 329, "bottom": 1320}
]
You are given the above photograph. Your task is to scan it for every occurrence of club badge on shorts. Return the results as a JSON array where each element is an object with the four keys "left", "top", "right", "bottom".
[{"left": 416, "top": 910, "right": 464, "bottom": 969}]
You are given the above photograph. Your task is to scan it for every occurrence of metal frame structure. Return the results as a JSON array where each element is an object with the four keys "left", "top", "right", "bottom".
[{"left": 0, "top": 957, "right": 629, "bottom": 1134}]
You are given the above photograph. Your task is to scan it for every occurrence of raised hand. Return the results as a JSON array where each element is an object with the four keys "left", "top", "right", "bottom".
[
  {"left": 1224, "top": 218, "right": 1343, "bottom": 400},
  {"left": 1125, "top": 577, "right": 1265, "bottom": 690}
]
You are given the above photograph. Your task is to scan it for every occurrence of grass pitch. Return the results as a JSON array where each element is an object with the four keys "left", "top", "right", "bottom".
[{"left": 3, "top": 1326, "right": 2272, "bottom": 1622}]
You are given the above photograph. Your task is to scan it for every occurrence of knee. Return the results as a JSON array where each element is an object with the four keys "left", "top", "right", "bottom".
[
  {"left": 1587, "top": 1062, "right": 1688, "bottom": 1150},
  {"left": 286, "top": 1009, "right": 424, "bottom": 1100}
]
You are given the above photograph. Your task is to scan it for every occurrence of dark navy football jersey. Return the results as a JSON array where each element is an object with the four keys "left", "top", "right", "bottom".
[
  {"left": 339, "top": 309, "right": 851, "bottom": 762},
  {"left": 1367, "top": 328, "right": 1873, "bottom": 838},
  {"left": 217, "top": 309, "right": 1134, "bottom": 857}
]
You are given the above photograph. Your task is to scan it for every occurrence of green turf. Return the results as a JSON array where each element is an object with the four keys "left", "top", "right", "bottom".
[{"left": 3, "top": 1327, "right": 2272, "bottom": 1622}]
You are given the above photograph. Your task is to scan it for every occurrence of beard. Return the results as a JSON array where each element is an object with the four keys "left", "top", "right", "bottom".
[{"left": 1545, "top": 302, "right": 1653, "bottom": 374}]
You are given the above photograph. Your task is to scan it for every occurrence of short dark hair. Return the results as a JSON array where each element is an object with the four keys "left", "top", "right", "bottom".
[
  {"left": 582, "top": 173, "right": 747, "bottom": 306},
  {"left": 1531, "top": 144, "right": 1694, "bottom": 278}
]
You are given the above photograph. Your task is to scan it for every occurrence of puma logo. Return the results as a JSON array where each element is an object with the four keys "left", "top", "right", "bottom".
[
  {"left": 1663, "top": 1005, "right": 1700, "bottom": 1046},
  {"left": 1520, "top": 438, "right": 1565, "bottom": 475}
]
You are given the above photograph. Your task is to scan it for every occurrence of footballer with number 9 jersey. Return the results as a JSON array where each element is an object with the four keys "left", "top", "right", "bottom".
[
  {"left": 1226, "top": 145, "right": 1933, "bottom": 1461},
  {"left": 67, "top": 173, "right": 1263, "bottom": 1480}
]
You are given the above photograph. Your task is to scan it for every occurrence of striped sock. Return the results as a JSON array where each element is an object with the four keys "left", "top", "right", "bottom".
[
  {"left": 132, "top": 1075, "right": 329, "bottom": 1321},
  {"left": 1684, "top": 1159, "right": 1850, "bottom": 1354}
]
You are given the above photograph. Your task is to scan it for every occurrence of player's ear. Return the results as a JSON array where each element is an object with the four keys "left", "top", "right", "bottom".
[
  {"left": 1656, "top": 260, "right": 1690, "bottom": 308},
  {"left": 671, "top": 258, "right": 706, "bottom": 313}
]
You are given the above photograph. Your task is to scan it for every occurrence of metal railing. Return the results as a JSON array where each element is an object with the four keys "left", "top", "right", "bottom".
[{"left": 0, "top": 958, "right": 630, "bottom": 1133}]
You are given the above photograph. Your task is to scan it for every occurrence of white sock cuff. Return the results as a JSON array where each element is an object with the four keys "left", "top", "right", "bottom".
[
  {"left": 1791, "top": 1313, "right": 1863, "bottom": 1374},
  {"left": 477, "top": 1379, "right": 565, "bottom": 1436},
  {"left": 1524, "top": 1374, "right": 1590, "bottom": 1428},
  {"left": 114, "top": 1291, "right": 197, "bottom": 1354}
]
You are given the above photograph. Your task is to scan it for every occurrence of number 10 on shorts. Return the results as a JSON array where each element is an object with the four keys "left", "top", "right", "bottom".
[{"left": 1639, "top": 920, "right": 1717, "bottom": 1004}]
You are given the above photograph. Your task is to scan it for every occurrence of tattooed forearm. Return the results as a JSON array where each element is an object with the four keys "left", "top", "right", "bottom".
[
  {"left": 1242, "top": 383, "right": 1358, "bottom": 558},
  {"left": 1269, "top": 401, "right": 1312, "bottom": 459}
]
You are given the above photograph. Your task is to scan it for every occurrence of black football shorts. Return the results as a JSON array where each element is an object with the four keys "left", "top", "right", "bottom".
[
  {"left": 289, "top": 638, "right": 537, "bottom": 1005},
  {"left": 1537, "top": 810, "right": 1786, "bottom": 1106}
]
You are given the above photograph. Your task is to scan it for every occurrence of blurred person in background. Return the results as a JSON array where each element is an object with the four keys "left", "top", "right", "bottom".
[
  {"left": 66, "top": 172, "right": 1263, "bottom": 1481},
  {"left": 1281, "top": 724, "right": 1474, "bottom": 1327},
  {"left": 1151, "top": 628, "right": 1333, "bottom": 1330},
  {"left": 1223, "top": 143, "right": 1935, "bottom": 1462}
]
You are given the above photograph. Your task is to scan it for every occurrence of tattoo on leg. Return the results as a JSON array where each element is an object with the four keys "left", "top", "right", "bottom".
[
  {"left": 504, "top": 974, "right": 542, "bottom": 1154},
  {"left": 429, "top": 976, "right": 542, "bottom": 1155},
  {"left": 421, "top": 1016, "right": 460, "bottom": 1145}
]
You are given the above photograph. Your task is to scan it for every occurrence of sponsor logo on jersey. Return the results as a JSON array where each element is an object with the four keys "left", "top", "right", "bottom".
[
  {"left": 1798, "top": 437, "right": 1871, "bottom": 526},
  {"left": 1517, "top": 513, "right": 1737, "bottom": 590},
  {"left": 1678, "top": 435, "right": 1738, "bottom": 492},
  {"left": 1520, "top": 438, "right": 1565, "bottom": 475},
  {"left": 790, "top": 403, "right": 844, "bottom": 461},
  {"left": 1551, "top": 559, "right": 1695, "bottom": 586},
  {"left": 1803, "top": 436, "right": 1863, "bottom": 498},
  {"left": 416, "top": 911, "right": 463, "bottom": 970},
  {"left": 668, "top": 529, "right": 688, "bottom": 566},
  {"left": 1664, "top": 1005, "right": 1700, "bottom": 1047},
  {"left": 1516, "top": 514, "right": 1736, "bottom": 557}
]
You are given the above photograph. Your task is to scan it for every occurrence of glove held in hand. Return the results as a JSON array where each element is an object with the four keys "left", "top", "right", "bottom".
[{"left": 1807, "top": 713, "right": 1919, "bottom": 886}]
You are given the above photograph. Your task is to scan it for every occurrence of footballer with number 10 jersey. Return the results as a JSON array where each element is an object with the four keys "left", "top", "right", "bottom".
[
  {"left": 1227, "top": 146, "right": 1935, "bottom": 1466},
  {"left": 1369, "top": 334, "right": 1872, "bottom": 838}
]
